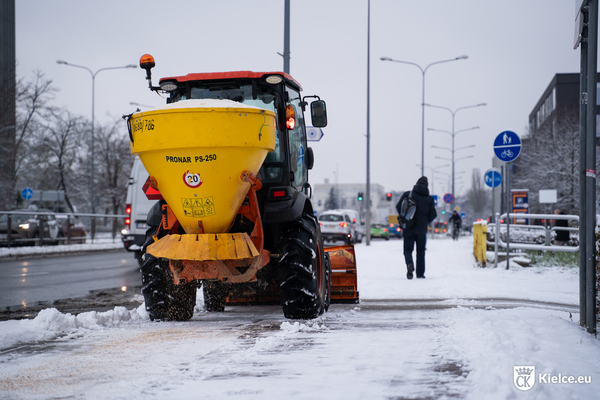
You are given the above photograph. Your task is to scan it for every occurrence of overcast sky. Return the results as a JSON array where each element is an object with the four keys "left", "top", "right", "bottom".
[{"left": 16, "top": 0, "right": 584, "bottom": 197}]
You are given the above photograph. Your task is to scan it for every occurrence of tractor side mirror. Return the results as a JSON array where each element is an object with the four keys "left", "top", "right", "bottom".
[
  {"left": 310, "top": 100, "right": 327, "bottom": 128},
  {"left": 306, "top": 147, "right": 314, "bottom": 170}
]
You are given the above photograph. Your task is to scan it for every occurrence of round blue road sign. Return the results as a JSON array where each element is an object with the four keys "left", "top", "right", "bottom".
[
  {"left": 493, "top": 130, "right": 521, "bottom": 162},
  {"left": 22, "top": 187, "right": 33, "bottom": 200},
  {"left": 443, "top": 193, "right": 454, "bottom": 204},
  {"left": 484, "top": 168, "right": 502, "bottom": 188}
]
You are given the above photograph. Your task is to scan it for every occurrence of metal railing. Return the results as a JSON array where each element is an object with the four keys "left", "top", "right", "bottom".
[
  {"left": 488, "top": 213, "right": 580, "bottom": 268},
  {"left": 0, "top": 210, "right": 127, "bottom": 248}
]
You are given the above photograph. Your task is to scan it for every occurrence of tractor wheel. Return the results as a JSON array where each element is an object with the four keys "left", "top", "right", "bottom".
[
  {"left": 203, "top": 280, "right": 227, "bottom": 312},
  {"left": 277, "top": 212, "right": 331, "bottom": 319},
  {"left": 141, "top": 255, "right": 197, "bottom": 321},
  {"left": 139, "top": 203, "right": 196, "bottom": 321}
]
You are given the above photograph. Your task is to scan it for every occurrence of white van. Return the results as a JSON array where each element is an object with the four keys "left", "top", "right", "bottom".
[
  {"left": 337, "top": 209, "right": 365, "bottom": 243},
  {"left": 121, "top": 157, "right": 155, "bottom": 260}
]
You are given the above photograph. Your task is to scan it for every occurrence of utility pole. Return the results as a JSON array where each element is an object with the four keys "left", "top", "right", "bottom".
[
  {"left": 0, "top": 0, "right": 16, "bottom": 210},
  {"left": 575, "top": 0, "right": 597, "bottom": 334},
  {"left": 366, "top": 0, "right": 371, "bottom": 245},
  {"left": 282, "top": 0, "right": 290, "bottom": 74}
]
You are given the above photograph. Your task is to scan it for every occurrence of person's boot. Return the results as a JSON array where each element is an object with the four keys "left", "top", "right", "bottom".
[{"left": 406, "top": 263, "right": 414, "bottom": 280}]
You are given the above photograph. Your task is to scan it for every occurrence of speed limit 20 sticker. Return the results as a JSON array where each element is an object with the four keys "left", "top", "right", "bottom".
[{"left": 183, "top": 170, "right": 203, "bottom": 188}]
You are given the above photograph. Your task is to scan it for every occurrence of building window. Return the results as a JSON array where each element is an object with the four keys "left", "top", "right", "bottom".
[{"left": 535, "top": 87, "right": 556, "bottom": 129}]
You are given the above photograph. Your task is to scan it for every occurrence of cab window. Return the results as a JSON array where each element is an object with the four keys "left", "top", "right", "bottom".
[{"left": 286, "top": 87, "right": 307, "bottom": 189}]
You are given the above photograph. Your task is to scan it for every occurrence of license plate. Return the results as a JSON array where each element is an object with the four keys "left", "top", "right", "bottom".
[{"left": 136, "top": 222, "right": 148, "bottom": 229}]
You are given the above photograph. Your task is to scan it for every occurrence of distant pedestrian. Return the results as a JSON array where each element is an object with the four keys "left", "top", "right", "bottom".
[
  {"left": 397, "top": 176, "right": 437, "bottom": 279},
  {"left": 553, "top": 209, "right": 569, "bottom": 246}
]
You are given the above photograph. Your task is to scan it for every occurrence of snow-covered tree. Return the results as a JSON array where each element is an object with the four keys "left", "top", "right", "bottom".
[{"left": 513, "top": 108, "right": 580, "bottom": 214}]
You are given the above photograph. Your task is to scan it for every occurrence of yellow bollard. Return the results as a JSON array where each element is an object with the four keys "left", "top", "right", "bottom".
[{"left": 473, "top": 221, "right": 488, "bottom": 267}]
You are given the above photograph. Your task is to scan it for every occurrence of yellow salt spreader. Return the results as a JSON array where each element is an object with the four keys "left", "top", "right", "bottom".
[{"left": 124, "top": 55, "right": 358, "bottom": 321}]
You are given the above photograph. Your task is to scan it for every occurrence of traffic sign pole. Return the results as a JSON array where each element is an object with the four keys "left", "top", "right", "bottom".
[
  {"left": 505, "top": 163, "right": 510, "bottom": 269},
  {"left": 493, "top": 130, "right": 521, "bottom": 269},
  {"left": 484, "top": 168, "right": 502, "bottom": 222}
]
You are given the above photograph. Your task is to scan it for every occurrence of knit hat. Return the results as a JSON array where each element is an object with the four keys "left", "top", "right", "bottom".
[{"left": 416, "top": 176, "right": 428, "bottom": 188}]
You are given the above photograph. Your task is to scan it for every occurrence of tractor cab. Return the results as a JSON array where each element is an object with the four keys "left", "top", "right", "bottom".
[{"left": 139, "top": 55, "right": 327, "bottom": 195}]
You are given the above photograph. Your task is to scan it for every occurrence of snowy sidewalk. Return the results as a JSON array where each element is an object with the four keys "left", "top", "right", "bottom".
[
  {"left": 0, "top": 235, "right": 598, "bottom": 400},
  {"left": 357, "top": 237, "right": 579, "bottom": 306}
]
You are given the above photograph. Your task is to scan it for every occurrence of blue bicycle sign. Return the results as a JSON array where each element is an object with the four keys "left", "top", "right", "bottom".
[{"left": 493, "top": 130, "right": 521, "bottom": 162}]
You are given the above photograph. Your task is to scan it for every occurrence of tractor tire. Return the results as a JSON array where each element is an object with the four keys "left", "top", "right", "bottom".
[
  {"left": 277, "top": 212, "right": 331, "bottom": 319},
  {"left": 139, "top": 203, "right": 196, "bottom": 321},
  {"left": 203, "top": 280, "right": 227, "bottom": 312},
  {"left": 141, "top": 255, "right": 197, "bottom": 321}
]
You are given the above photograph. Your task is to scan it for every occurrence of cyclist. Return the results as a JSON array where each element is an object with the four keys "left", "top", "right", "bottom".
[{"left": 449, "top": 210, "right": 462, "bottom": 241}]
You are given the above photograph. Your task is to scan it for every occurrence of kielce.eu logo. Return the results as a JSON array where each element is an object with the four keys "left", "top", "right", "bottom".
[{"left": 514, "top": 366, "right": 536, "bottom": 391}]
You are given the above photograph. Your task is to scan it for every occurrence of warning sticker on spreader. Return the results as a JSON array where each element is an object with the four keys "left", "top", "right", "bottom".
[{"left": 182, "top": 197, "right": 216, "bottom": 218}]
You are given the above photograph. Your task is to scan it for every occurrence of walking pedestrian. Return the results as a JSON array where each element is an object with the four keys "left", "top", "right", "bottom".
[
  {"left": 398, "top": 176, "right": 437, "bottom": 279},
  {"left": 553, "top": 209, "right": 569, "bottom": 246}
]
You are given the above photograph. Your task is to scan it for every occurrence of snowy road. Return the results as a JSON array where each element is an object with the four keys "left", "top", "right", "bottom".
[
  {"left": 1, "top": 238, "right": 599, "bottom": 399},
  {"left": 0, "top": 250, "right": 140, "bottom": 308}
]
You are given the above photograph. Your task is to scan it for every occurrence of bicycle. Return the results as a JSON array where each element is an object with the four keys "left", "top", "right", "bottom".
[
  {"left": 451, "top": 222, "right": 460, "bottom": 241},
  {"left": 501, "top": 149, "right": 513, "bottom": 159}
]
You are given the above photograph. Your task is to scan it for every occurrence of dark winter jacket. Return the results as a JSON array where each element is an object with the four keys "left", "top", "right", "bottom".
[
  {"left": 397, "top": 183, "right": 437, "bottom": 235},
  {"left": 555, "top": 216, "right": 570, "bottom": 242},
  {"left": 449, "top": 213, "right": 462, "bottom": 227}
]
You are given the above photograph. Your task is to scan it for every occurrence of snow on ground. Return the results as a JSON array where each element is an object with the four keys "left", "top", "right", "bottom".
[
  {"left": 357, "top": 236, "right": 579, "bottom": 305},
  {"left": 0, "top": 233, "right": 123, "bottom": 259},
  {"left": 0, "top": 236, "right": 598, "bottom": 399}
]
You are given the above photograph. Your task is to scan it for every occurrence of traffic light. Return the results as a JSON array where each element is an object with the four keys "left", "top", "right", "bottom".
[
  {"left": 358, "top": 192, "right": 364, "bottom": 201},
  {"left": 441, "top": 210, "right": 446, "bottom": 215},
  {"left": 386, "top": 192, "right": 392, "bottom": 201}
]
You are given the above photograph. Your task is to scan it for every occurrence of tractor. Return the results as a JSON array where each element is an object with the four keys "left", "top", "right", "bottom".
[{"left": 124, "top": 54, "right": 358, "bottom": 321}]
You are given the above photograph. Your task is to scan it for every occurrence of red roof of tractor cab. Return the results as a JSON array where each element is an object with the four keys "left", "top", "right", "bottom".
[{"left": 159, "top": 71, "right": 302, "bottom": 91}]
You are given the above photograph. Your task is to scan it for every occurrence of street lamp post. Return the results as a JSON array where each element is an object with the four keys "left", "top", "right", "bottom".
[
  {"left": 426, "top": 102, "right": 486, "bottom": 195},
  {"left": 380, "top": 55, "right": 468, "bottom": 177},
  {"left": 429, "top": 126, "right": 478, "bottom": 195},
  {"left": 56, "top": 61, "right": 136, "bottom": 238},
  {"left": 435, "top": 153, "right": 473, "bottom": 195}
]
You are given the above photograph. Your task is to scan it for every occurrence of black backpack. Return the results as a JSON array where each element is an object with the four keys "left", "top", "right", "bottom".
[{"left": 396, "top": 191, "right": 417, "bottom": 229}]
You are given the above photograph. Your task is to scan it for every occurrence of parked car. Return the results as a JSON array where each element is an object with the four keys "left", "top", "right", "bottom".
[
  {"left": 0, "top": 209, "right": 60, "bottom": 246},
  {"left": 388, "top": 223, "right": 403, "bottom": 238},
  {"left": 370, "top": 223, "right": 389, "bottom": 240},
  {"left": 56, "top": 216, "right": 87, "bottom": 244},
  {"left": 319, "top": 210, "right": 355, "bottom": 244}
]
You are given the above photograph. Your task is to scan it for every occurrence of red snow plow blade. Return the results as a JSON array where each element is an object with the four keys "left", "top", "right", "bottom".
[{"left": 326, "top": 244, "right": 359, "bottom": 304}]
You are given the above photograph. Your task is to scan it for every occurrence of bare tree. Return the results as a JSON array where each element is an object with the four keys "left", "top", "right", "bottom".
[
  {"left": 93, "top": 119, "right": 134, "bottom": 235},
  {"left": 10, "top": 71, "right": 57, "bottom": 208},
  {"left": 467, "top": 168, "right": 489, "bottom": 218},
  {"left": 33, "top": 110, "right": 86, "bottom": 211}
]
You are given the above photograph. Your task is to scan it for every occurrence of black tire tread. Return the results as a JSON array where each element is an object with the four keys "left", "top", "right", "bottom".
[{"left": 277, "top": 212, "right": 329, "bottom": 319}]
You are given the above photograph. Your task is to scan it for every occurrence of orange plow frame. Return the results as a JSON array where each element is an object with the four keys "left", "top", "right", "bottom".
[
  {"left": 143, "top": 174, "right": 359, "bottom": 305},
  {"left": 325, "top": 245, "right": 359, "bottom": 303}
]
